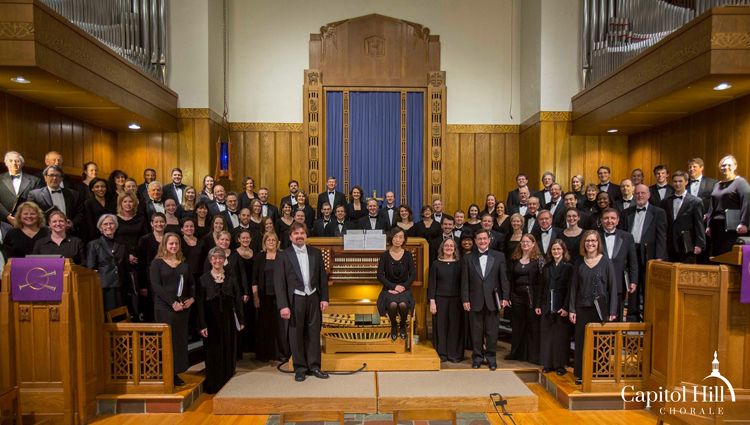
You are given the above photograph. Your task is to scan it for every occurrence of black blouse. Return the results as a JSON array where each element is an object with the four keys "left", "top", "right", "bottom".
[
  {"left": 427, "top": 260, "right": 461, "bottom": 299},
  {"left": 7, "top": 227, "right": 50, "bottom": 258},
  {"left": 116, "top": 215, "right": 147, "bottom": 252},
  {"left": 31, "top": 235, "right": 86, "bottom": 265},
  {"left": 569, "top": 256, "right": 618, "bottom": 316},
  {"left": 197, "top": 272, "right": 245, "bottom": 329},
  {"left": 252, "top": 252, "right": 277, "bottom": 296},
  {"left": 346, "top": 202, "right": 367, "bottom": 222},
  {"left": 182, "top": 237, "right": 207, "bottom": 276},
  {"left": 707, "top": 176, "right": 750, "bottom": 225},
  {"left": 84, "top": 197, "right": 117, "bottom": 240},
  {"left": 149, "top": 258, "right": 195, "bottom": 310}
]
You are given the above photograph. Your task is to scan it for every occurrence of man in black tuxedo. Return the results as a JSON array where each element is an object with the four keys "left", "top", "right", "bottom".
[
  {"left": 257, "top": 187, "right": 279, "bottom": 222},
  {"left": 615, "top": 179, "right": 636, "bottom": 213},
  {"left": 317, "top": 177, "right": 347, "bottom": 219},
  {"left": 27, "top": 165, "right": 84, "bottom": 234},
  {"left": 507, "top": 174, "right": 534, "bottom": 209},
  {"left": 274, "top": 222, "right": 329, "bottom": 382},
  {"left": 649, "top": 165, "right": 674, "bottom": 207},
  {"left": 162, "top": 168, "right": 187, "bottom": 204},
  {"left": 0, "top": 151, "right": 42, "bottom": 224},
  {"left": 479, "top": 214, "right": 504, "bottom": 251},
  {"left": 432, "top": 199, "right": 451, "bottom": 223},
  {"left": 230, "top": 208, "right": 252, "bottom": 238},
  {"left": 379, "top": 191, "right": 399, "bottom": 230},
  {"left": 510, "top": 187, "right": 531, "bottom": 216},
  {"left": 33, "top": 151, "right": 74, "bottom": 190},
  {"left": 137, "top": 169, "right": 156, "bottom": 205},
  {"left": 312, "top": 203, "right": 333, "bottom": 237},
  {"left": 686, "top": 158, "right": 718, "bottom": 211},
  {"left": 555, "top": 192, "right": 590, "bottom": 229},
  {"left": 222, "top": 192, "right": 241, "bottom": 229},
  {"left": 537, "top": 172, "right": 556, "bottom": 209},
  {"left": 662, "top": 171, "right": 706, "bottom": 264},
  {"left": 324, "top": 205, "right": 357, "bottom": 237},
  {"left": 461, "top": 229, "right": 509, "bottom": 370},
  {"left": 358, "top": 199, "right": 389, "bottom": 231},
  {"left": 279, "top": 180, "right": 299, "bottom": 208},
  {"left": 597, "top": 166, "right": 622, "bottom": 202},
  {"left": 524, "top": 197, "right": 541, "bottom": 234},
  {"left": 544, "top": 183, "right": 565, "bottom": 226},
  {"left": 138, "top": 181, "right": 166, "bottom": 224},
  {"left": 532, "top": 210, "right": 561, "bottom": 255},
  {"left": 622, "top": 184, "right": 667, "bottom": 321},
  {"left": 208, "top": 185, "right": 228, "bottom": 216},
  {"left": 630, "top": 168, "right": 644, "bottom": 187},
  {"left": 599, "top": 208, "right": 638, "bottom": 321},
  {"left": 430, "top": 216, "right": 455, "bottom": 263},
  {"left": 453, "top": 210, "right": 467, "bottom": 238}
]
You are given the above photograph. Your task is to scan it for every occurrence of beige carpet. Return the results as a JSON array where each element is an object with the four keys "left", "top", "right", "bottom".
[
  {"left": 215, "top": 371, "right": 376, "bottom": 398},
  {"left": 377, "top": 370, "right": 534, "bottom": 397}
]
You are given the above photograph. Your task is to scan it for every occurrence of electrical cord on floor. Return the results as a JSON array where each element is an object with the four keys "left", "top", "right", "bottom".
[
  {"left": 490, "top": 393, "right": 516, "bottom": 425},
  {"left": 276, "top": 359, "right": 367, "bottom": 375}
]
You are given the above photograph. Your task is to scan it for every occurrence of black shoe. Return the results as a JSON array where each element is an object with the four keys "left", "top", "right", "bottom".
[
  {"left": 311, "top": 369, "right": 329, "bottom": 379},
  {"left": 575, "top": 378, "right": 582, "bottom": 385},
  {"left": 472, "top": 362, "right": 481, "bottom": 369},
  {"left": 279, "top": 357, "right": 289, "bottom": 363},
  {"left": 295, "top": 372, "right": 306, "bottom": 382},
  {"left": 489, "top": 363, "right": 497, "bottom": 371},
  {"left": 542, "top": 368, "right": 550, "bottom": 374},
  {"left": 400, "top": 330, "right": 407, "bottom": 339},
  {"left": 391, "top": 325, "right": 398, "bottom": 340},
  {"left": 174, "top": 375, "right": 185, "bottom": 386},
  {"left": 439, "top": 356, "right": 448, "bottom": 362},
  {"left": 557, "top": 369, "right": 566, "bottom": 376}
]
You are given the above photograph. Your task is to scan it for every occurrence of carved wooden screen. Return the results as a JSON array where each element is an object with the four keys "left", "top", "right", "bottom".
[{"left": 304, "top": 14, "right": 445, "bottom": 207}]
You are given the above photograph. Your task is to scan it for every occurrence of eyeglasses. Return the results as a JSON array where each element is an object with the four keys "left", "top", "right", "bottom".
[
  {"left": 520, "top": 241, "right": 533, "bottom": 245},
  {"left": 584, "top": 240, "right": 598, "bottom": 244},
  {"left": 46, "top": 174, "right": 62, "bottom": 179}
]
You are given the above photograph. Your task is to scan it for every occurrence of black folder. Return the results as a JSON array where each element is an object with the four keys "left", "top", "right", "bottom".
[
  {"left": 725, "top": 209, "right": 742, "bottom": 232},
  {"left": 679, "top": 230, "right": 693, "bottom": 253}
]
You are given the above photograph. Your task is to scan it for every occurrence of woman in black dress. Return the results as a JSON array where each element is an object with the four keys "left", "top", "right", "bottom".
[
  {"left": 234, "top": 228, "right": 256, "bottom": 353},
  {"left": 181, "top": 217, "right": 206, "bottom": 340},
  {"left": 414, "top": 205, "right": 440, "bottom": 241},
  {"left": 377, "top": 227, "right": 417, "bottom": 339},
  {"left": 571, "top": 175, "right": 586, "bottom": 205},
  {"left": 177, "top": 186, "right": 198, "bottom": 219},
  {"left": 197, "top": 246, "right": 245, "bottom": 394},
  {"left": 536, "top": 239, "right": 573, "bottom": 375},
  {"left": 32, "top": 211, "right": 85, "bottom": 264},
  {"left": 87, "top": 214, "right": 130, "bottom": 313},
  {"left": 505, "top": 234, "right": 542, "bottom": 364},
  {"left": 238, "top": 177, "right": 258, "bottom": 210},
  {"left": 706, "top": 154, "right": 750, "bottom": 256},
  {"left": 275, "top": 201, "right": 294, "bottom": 242},
  {"left": 203, "top": 231, "right": 248, "bottom": 302},
  {"left": 560, "top": 208, "right": 584, "bottom": 265},
  {"left": 260, "top": 217, "right": 275, "bottom": 235},
  {"left": 480, "top": 194, "right": 498, "bottom": 218},
  {"left": 465, "top": 204, "right": 482, "bottom": 233},
  {"left": 253, "top": 231, "right": 290, "bottom": 362},
  {"left": 164, "top": 199, "right": 181, "bottom": 234},
  {"left": 428, "top": 238, "right": 463, "bottom": 363},
  {"left": 294, "top": 191, "right": 315, "bottom": 228},
  {"left": 569, "top": 230, "right": 618, "bottom": 385},
  {"left": 248, "top": 199, "right": 264, "bottom": 252},
  {"left": 584, "top": 191, "right": 612, "bottom": 230},
  {"left": 396, "top": 205, "right": 418, "bottom": 237},
  {"left": 76, "top": 161, "right": 98, "bottom": 203},
  {"left": 137, "top": 213, "right": 166, "bottom": 321},
  {"left": 579, "top": 184, "right": 599, "bottom": 213},
  {"left": 150, "top": 232, "right": 195, "bottom": 387},
  {"left": 199, "top": 175, "right": 216, "bottom": 203},
  {"left": 84, "top": 177, "right": 117, "bottom": 241},
  {"left": 116, "top": 192, "right": 147, "bottom": 262},
  {"left": 202, "top": 214, "right": 230, "bottom": 251},
  {"left": 107, "top": 169, "right": 128, "bottom": 202},
  {"left": 346, "top": 185, "right": 366, "bottom": 222},
  {"left": 458, "top": 230, "right": 475, "bottom": 351},
  {"left": 493, "top": 201, "right": 511, "bottom": 236},
  {"left": 504, "top": 214, "right": 525, "bottom": 264},
  {"left": 193, "top": 202, "right": 211, "bottom": 239},
  {"left": 6, "top": 202, "right": 49, "bottom": 258}
]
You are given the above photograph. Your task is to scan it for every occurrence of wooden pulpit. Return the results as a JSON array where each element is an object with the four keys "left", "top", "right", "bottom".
[{"left": 0, "top": 259, "right": 103, "bottom": 425}]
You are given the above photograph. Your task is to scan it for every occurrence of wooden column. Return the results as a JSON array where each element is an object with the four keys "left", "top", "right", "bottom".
[
  {"left": 427, "top": 71, "right": 446, "bottom": 203},
  {"left": 303, "top": 70, "right": 322, "bottom": 207}
]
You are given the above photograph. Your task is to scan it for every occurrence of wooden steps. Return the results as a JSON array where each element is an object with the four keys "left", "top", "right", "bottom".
[
  {"left": 540, "top": 370, "right": 647, "bottom": 411},
  {"left": 95, "top": 372, "right": 204, "bottom": 414}
]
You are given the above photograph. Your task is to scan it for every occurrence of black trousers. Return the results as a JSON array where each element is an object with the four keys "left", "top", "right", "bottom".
[
  {"left": 432, "top": 296, "right": 464, "bottom": 362},
  {"left": 539, "top": 312, "right": 570, "bottom": 370},
  {"left": 289, "top": 292, "right": 321, "bottom": 374},
  {"left": 628, "top": 244, "right": 647, "bottom": 321},
  {"left": 256, "top": 293, "right": 289, "bottom": 361},
  {"left": 469, "top": 304, "right": 499, "bottom": 364},
  {"left": 710, "top": 219, "right": 736, "bottom": 257},
  {"left": 507, "top": 287, "right": 540, "bottom": 364},
  {"left": 668, "top": 250, "right": 695, "bottom": 264},
  {"left": 573, "top": 306, "right": 600, "bottom": 378}
]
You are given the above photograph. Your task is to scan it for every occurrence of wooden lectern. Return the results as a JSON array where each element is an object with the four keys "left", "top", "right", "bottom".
[
  {"left": 0, "top": 259, "right": 103, "bottom": 425},
  {"left": 645, "top": 247, "right": 749, "bottom": 423}
]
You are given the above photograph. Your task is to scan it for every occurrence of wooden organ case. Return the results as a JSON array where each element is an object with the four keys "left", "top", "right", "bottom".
[{"left": 309, "top": 237, "right": 430, "bottom": 355}]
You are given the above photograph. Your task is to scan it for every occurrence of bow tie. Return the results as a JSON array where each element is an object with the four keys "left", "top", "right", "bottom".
[
  {"left": 228, "top": 210, "right": 237, "bottom": 215},
  {"left": 674, "top": 195, "right": 683, "bottom": 199},
  {"left": 605, "top": 232, "right": 616, "bottom": 237},
  {"left": 217, "top": 201, "right": 225, "bottom": 205},
  {"left": 387, "top": 207, "right": 394, "bottom": 210},
  {"left": 10, "top": 174, "right": 20, "bottom": 180},
  {"left": 329, "top": 192, "right": 335, "bottom": 196},
  {"left": 541, "top": 229, "right": 551, "bottom": 234},
  {"left": 50, "top": 189, "right": 62, "bottom": 194},
  {"left": 294, "top": 247, "right": 307, "bottom": 255},
  {"left": 478, "top": 251, "right": 488, "bottom": 257},
  {"left": 689, "top": 179, "right": 699, "bottom": 184},
  {"left": 152, "top": 200, "right": 162, "bottom": 205},
  {"left": 598, "top": 183, "right": 609, "bottom": 188},
  {"left": 637, "top": 207, "right": 646, "bottom": 213},
  {"left": 324, "top": 220, "right": 330, "bottom": 224},
  {"left": 370, "top": 216, "right": 378, "bottom": 220},
  {"left": 548, "top": 201, "right": 556, "bottom": 206},
  {"left": 443, "top": 234, "right": 452, "bottom": 240}
]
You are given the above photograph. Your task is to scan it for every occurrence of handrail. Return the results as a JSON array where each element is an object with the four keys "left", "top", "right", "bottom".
[
  {"left": 102, "top": 323, "right": 174, "bottom": 394},
  {"left": 582, "top": 322, "right": 652, "bottom": 393}
]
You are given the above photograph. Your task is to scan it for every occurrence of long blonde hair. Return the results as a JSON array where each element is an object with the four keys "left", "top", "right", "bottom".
[{"left": 155, "top": 232, "right": 185, "bottom": 262}]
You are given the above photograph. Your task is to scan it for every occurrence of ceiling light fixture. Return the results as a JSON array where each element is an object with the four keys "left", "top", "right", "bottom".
[
  {"left": 11, "top": 76, "right": 30, "bottom": 84},
  {"left": 607, "top": 129, "right": 618, "bottom": 133},
  {"left": 714, "top": 83, "right": 731, "bottom": 91},
  {"left": 128, "top": 123, "right": 141, "bottom": 130}
]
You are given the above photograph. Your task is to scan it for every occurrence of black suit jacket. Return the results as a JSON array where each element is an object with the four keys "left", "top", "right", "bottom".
[
  {"left": 222, "top": 209, "right": 241, "bottom": 230},
  {"left": 208, "top": 200, "right": 227, "bottom": 217},
  {"left": 506, "top": 187, "right": 535, "bottom": 208},
  {"left": 86, "top": 236, "right": 130, "bottom": 289},
  {"left": 598, "top": 182, "right": 622, "bottom": 202},
  {"left": 0, "top": 221, "right": 14, "bottom": 261},
  {"left": 487, "top": 230, "right": 505, "bottom": 252},
  {"left": 357, "top": 215, "right": 389, "bottom": 231},
  {"left": 523, "top": 212, "right": 541, "bottom": 235},
  {"left": 623, "top": 204, "right": 668, "bottom": 261},
  {"left": 689, "top": 176, "right": 718, "bottom": 212},
  {"left": 461, "top": 250, "right": 509, "bottom": 310},
  {"left": 615, "top": 198, "right": 636, "bottom": 213},
  {"left": 162, "top": 182, "right": 187, "bottom": 204},
  {"left": 378, "top": 205, "right": 399, "bottom": 229},
  {"left": 317, "top": 191, "right": 347, "bottom": 219},
  {"left": 279, "top": 194, "right": 297, "bottom": 208},
  {"left": 138, "top": 197, "right": 166, "bottom": 223},
  {"left": 532, "top": 226, "right": 563, "bottom": 255},
  {"left": 27, "top": 186, "right": 84, "bottom": 231},
  {"left": 598, "top": 229, "right": 638, "bottom": 293},
  {"left": 0, "top": 173, "right": 43, "bottom": 220},
  {"left": 137, "top": 183, "right": 150, "bottom": 205},
  {"left": 274, "top": 245, "right": 329, "bottom": 311},
  {"left": 323, "top": 220, "right": 357, "bottom": 237},
  {"left": 312, "top": 218, "right": 333, "bottom": 237},
  {"left": 260, "top": 203, "right": 279, "bottom": 222},
  {"left": 649, "top": 184, "right": 675, "bottom": 206},
  {"left": 544, "top": 200, "right": 566, "bottom": 229},
  {"left": 662, "top": 193, "right": 706, "bottom": 254},
  {"left": 509, "top": 203, "right": 528, "bottom": 216},
  {"left": 33, "top": 171, "right": 74, "bottom": 192}
]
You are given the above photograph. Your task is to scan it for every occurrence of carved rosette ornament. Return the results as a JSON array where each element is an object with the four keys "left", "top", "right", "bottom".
[
  {"left": 50, "top": 307, "right": 60, "bottom": 322},
  {"left": 304, "top": 69, "right": 322, "bottom": 204},
  {"left": 428, "top": 71, "right": 446, "bottom": 201},
  {"left": 308, "top": 71, "right": 320, "bottom": 86},
  {"left": 19, "top": 306, "right": 30, "bottom": 322}
]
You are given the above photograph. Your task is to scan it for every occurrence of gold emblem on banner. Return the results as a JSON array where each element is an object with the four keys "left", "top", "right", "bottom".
[{"left": 19, "top": 267, "right": 57, "bottom": 291}]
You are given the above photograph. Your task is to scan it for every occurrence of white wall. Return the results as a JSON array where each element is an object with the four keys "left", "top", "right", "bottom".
[
  {"left": 520, "top": 0, "right": 541, "bottom": 123},
  {"left": 226, "top": 0, "right": 521, "bottom": 124},
  {"left": 540, "top": 0, "right": 581, "bottom": 111},
  {"left": 167, "top": 0, "right": 209, "bottom": 108},
  {"left": 207, "top": 0, "right": 226, "bottom": 115}
]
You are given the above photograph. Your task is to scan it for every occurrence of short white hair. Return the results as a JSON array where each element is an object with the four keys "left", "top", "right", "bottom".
[
  {"left": 4, "top": 151, "right": 24, "bottom": 164},
  {"left": 97, "top": 214, "right": 118, "bottom": 231},
  {"left": 148, "top": 181, "right": 162, "bottom": 190}
]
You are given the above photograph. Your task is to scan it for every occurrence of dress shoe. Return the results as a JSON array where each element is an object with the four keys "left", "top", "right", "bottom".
[
  {"left": 295, "top": 372, "right": 306, "bottom": 382},
  {"left": 471, "top": 362, "right": 481, "bottom": 369},
  {"left": 174, "top": 375, "right": 185, "bottom": 386},
  {"left": 400, "top": 329, "right": 407, "bottom": 339},
  {"left": 542, "top": 368, "right": 550, "bottom": 374},
  {"left": 311, "top": 369, "right": 329, "bottom": 379},
  {"left": 557, "top": 369, "right": 566, "bottom": 376},
  {"left": 489, "top": 363, "right": 497, "bottom": 371},
  {"left": 575, "top": 378, "right": 582, "bottom": 385},
  {"left": 439, "top": 356, "right": 448, "bottom": 362},
  {"left": 391, "top": 325, "right": 398, "bottom": 340}
]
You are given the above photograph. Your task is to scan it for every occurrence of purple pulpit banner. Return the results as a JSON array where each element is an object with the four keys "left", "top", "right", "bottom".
[
  {"left": 742, "top": 245, "right": 750, "bottom": 304},
  {"left": 10, "top": 258, "right": 65, "bottom": 302}
]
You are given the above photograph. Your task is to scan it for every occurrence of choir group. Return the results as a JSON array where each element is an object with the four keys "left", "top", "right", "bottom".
[{"left": 2, "top": 149, "right": 748, "bottom": 388}]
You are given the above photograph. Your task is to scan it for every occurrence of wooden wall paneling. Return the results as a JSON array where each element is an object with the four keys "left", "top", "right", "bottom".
[
  {"left": 553, "top": 121, "right": 570, "bottom": 189},
  {"left": 538, "top": 122, "right": 555, "bottom": 186},
  {"left": 260, "top": 132, "right": 276, "bottom": 203},
  {"left": 584, "top": 136, "right": 600, "bottom": 187},
  {"left": 504, "top": 133, "right": 519, "bottom": 199},
  {"left": 178, "top": 118, "right": 195, "bottom": 188},
  {"left": 0, "top": 94, "right": 8, "bottom": 154},
  {"left": 291, "top": 132, "right": 307, "bottom": 196},
  {"left": 82, "top": 122, "right": 94, "bottom": 167},
  {"left": 49, "top": 110, "right": 62, "bottom": 157},
  {"left": 244, "top": 132, "right": 261, "bottom": 194},
  {"left": 459, "top": 133, "right": 475, "bottom": 213},
  {"left": 519, "top": 123, "right": 541, "bottom": 187},
  {"left": 474, "top": 133, "right": 490, "bottom": 207},
  {"left": 275, "top": 131, "right": 292, "bottom": 199},
  {"left": 489, "top": 134, "right": 505, "bottom": 204},
  {"left": 194, "top": 119, "right": 212, "bottom": 190},
  {"left": 442, "top": 134, "right": 460, "bottom": 216}
]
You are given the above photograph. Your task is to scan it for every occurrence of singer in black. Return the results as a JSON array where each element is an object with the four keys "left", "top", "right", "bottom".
[
  {"left": 706, "top": 154, "right": 750, "bottom": 256},
  {"left": 569, "top": 230, "right": 618, "bottom": 385},
  {"left": 197, "top": 247, "right": 245, "bottom": 394},
  {"left": 150, "top": 232, "right": 195, "bottom": 387},
  {"left": 377, "top": 227, "right": 417, "bottom": 340},
  {"left": 537, "top": 239, "right": 573, "bottom": 375},
  {"left": 428, "top": 238, "right": 463, "bottom": 363},
  {"left": 505, "top": 234, "right": 542, "bottom": 364}
]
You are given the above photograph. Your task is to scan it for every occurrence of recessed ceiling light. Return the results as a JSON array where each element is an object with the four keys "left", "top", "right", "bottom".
[
  {"left": 607, "top": 129, "right": 618, "bottom": 133},
  {"left": 11, "top": 76, "right": 30, "bottom": 84},
  {"left": 128, "top": 123, "right": 141, "bottom": 130},
  {"left": 714, "top": 83, "right": 731, "bottom": 91}
]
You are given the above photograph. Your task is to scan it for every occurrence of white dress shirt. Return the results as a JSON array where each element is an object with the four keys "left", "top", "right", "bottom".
[
  {"left": 173, "top": 184, "right": 184, "bottom": 204},
  {"left": 327, "top": 191, "right": 335, "bottom": 207},
  {"left": 49, "top": 187, "right": 66, "bottom": 214},
  {"left": 152, "top": 199, "right": 165, "bottom": 214},
  {"left": 290, "top": 193, "right": 298, "bottom": 206},
  {"left": 261, "top": 203, "right": 269, "bottom": 217},
  {"left": 227, "top": 210, "right": 240, "bottom": 228},
  {"left": 385, "top": 205, "right": 395, "bottom": 223},
  {"left": 539, "top": 227, "right": 552, "bottom": 253},
  {"left": 603, "top": 231, "right": 616, "bottom": 259},
  {"left": 672, "top": 194, "right": 685, "bottom": 219},
  {"left": 689, "top": 176, "right": 703, "bottom": 197},
  {"left": 216, "top": 201, "right": 226, "bottom": 212},
  {"left": 368, "top": 215, "right": 378, "bottom": 230},
  {"left": 518, "top": 204, "right": 528, "bottom": 216},
  {"left": 631, "top": 204, "right": 648, "bottom": 244},
  {"left": 10, "top": 173, "right": 21, "bottom": 195},
  {"left": 621, "top": 197, "right": 634, "bottom": 210},
  {"left": 543, "top": 190, "right": 552, "bottom": 204},
  {"left": 548, "top": 199, "right": 559, "bottom": 215},
  {"left": 478, "top": 249, "right": 489, "bottom": 277},
  {"left": 292, "top": 245, "right": 315, "bottom": 296},
  {"left": 656, "top": 184, "right": 668, "bottom": 200}
]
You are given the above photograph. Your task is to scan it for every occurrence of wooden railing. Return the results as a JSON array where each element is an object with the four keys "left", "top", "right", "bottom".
[
  {"left": 102, "top": 323, "right": 174, "bottom": 394},
  {"left": 582, "top": 322, "right": 652, "bottom": 393}
]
